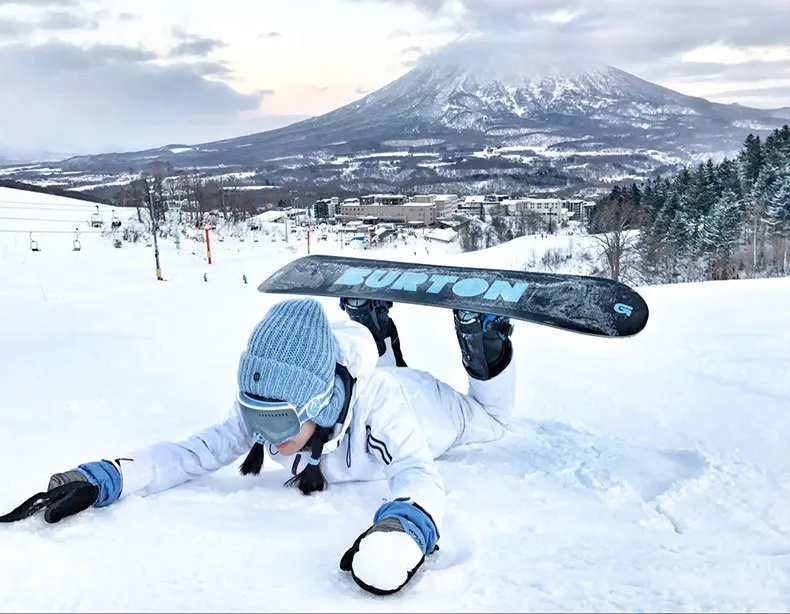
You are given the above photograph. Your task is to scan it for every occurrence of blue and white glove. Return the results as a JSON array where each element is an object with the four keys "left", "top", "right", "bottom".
[
  {"left": 0, "top": 460, "right": 122, "bottom": 524},
  {"left": 340, "top": 498, "right": 439, "bottom": 595}
]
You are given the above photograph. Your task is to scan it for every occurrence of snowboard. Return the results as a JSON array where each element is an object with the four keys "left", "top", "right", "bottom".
[{"left": 257, "top": 255, "right": 649, "bottom": 338}]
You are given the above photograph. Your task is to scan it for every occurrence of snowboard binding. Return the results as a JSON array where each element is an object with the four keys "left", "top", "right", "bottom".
[
  {"left": 340, "top": 298, "right": 407, "bottom": 366},
  {"left": 453, "top": 310, "right": 513, "bottom": 381}
]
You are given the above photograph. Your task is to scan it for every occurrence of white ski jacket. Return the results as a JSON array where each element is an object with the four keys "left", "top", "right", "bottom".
[{"left": 113, "top": 320, "right": 515, "bottom": 531}]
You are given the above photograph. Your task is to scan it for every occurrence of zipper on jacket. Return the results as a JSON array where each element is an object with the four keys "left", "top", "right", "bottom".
[{"left": 346, "top": 425, "right": 352, "bottom": 468}]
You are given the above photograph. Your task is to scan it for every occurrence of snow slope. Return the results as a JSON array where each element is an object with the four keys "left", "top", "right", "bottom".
[{"left": 1, "top": 188, "right": 790, "bottom": 612}]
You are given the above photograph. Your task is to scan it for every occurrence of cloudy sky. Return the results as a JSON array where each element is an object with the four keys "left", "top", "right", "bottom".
[{"left": 1, "top": 0, "right": 789, "bottom": 157}]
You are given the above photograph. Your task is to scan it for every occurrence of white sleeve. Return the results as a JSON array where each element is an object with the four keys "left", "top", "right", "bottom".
[
  {"left": 364, "top": 370, "right": 446, "bottom": 531},
  {"left": 117, "top": 403, "right": 253, "bottom": 499}
]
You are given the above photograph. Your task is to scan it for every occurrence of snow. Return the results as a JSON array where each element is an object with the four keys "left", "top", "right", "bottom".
[
  {"left": 425, "top": 227, "right": 457, "bottom": 243},
  {"left": 0, "top": 187, "right": 122, "bottom": 234},
  {"left": 351, "top": 530, "right": 424, "bottom": 592},
  {"left": 354, "top": 152, "right": 440, "bottom": 160},
  {"left": 1, "top": 186, "right": 790, "bottom": 611}
]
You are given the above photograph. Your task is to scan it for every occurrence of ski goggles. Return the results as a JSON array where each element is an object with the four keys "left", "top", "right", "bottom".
[{"left": 236, "top": 392, "right": 302, "bottom": 446}]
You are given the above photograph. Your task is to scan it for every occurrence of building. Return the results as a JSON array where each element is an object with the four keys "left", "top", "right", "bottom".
[
  {"left": 434, "top": 195, "right": 459, "bottom": 217},
  {"left": 425, "top": 227, "right": 457, "bottom": 243},
  {"left": 312, "top": 197, "right": 338, "bottom": 219},
  {"left": 457, "top": 195, "right": 485, "bottom": 215},
  {"left": 338, "top": 201, "right": 437, "bottom": 225},
  {"left": 502, "top": 198, "right": 568, "bottom": 224},
  {"left": 563, "top": 199, "right": 596, "bottom": 221},
  {"left": 411, "top": 194, "right": 459, "bottom": 217},
  {"left": 359, "top": 194, "right": 408, "bottom": 206}
]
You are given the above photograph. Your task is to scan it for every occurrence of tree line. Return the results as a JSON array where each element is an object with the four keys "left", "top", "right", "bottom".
[
  {"left": 113, "top": 162, "right": 259, "bottom": 230},
  {"left": 589, "top": 125, "right": 790, "bottom": 283}
]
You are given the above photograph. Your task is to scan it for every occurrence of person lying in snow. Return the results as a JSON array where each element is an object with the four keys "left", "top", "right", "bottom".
[{"left": 2, "top": 297, "right": 516, "bottom": 596}]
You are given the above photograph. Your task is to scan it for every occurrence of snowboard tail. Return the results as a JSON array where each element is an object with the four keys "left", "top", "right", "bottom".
[{"left": 257, "top": 255, "right": 649, "bottom": 338}]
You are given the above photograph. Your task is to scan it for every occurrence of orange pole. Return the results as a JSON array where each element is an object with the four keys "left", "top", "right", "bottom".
[
  {"left": 307, "top": 230, "right": 311, "bottom": 254},
  {"left": 205, "top": 227, "right": 212, "bottom": 264}
]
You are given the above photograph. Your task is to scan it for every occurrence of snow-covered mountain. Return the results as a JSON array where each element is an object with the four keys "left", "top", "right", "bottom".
[
  {"left": 60, "top": 60, "right": 784, "bottom": 169},
  {"left": 9, "top": 56, "right": 788, "bottom": 196}
]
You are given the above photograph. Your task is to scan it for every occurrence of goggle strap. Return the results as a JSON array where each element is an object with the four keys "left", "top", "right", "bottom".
[{"left": 299, "top": 374, "right": 336, "bottom": 421}]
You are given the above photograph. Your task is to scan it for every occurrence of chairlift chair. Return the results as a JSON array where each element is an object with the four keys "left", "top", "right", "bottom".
[
  {"left": 110, "top": 210, "right": 122, "bottom": 230},
  {"left": 29, "top": 232, "right": 40, "bottom": 252},
  {"left": 73, "top": 228, "right": 82, "bottom": 252},
  {"left": 90, "top": 206, "right": 103, "bottom": 228}
]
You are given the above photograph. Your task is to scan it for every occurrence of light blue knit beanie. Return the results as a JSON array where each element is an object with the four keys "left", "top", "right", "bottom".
[{"left": 237, "top": 298, "right": 343, "bottom": 428}]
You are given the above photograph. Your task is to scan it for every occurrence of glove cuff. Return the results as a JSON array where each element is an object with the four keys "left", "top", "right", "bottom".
[
  {"left": 76, "top": 460, "right": 122, "bottom": 507},
  {"left": 373, "top": 498, "right": 439, "bottom": 556}
]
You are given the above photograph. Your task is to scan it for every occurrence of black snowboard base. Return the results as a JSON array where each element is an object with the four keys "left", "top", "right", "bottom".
[{"left": 257, "top": 255, "right": 649, "bottom": 338}]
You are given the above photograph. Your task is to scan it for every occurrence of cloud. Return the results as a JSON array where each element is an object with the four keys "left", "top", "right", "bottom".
[
  {"left": 355, "top": 87, "right": 371, "bottom": 94},
  {"left": 0, "top": 16, "right": 29, "bottom": 36},
  {"left": 653, "top": 59, "right": 790, "bottom": 85},
  {"left": 0, "top": 42, "right": 267, "bottom": 154},
  {"left": 389, "top": 29, "right": 411, "bottom": 38},
  {"left": 0, "top": 0, "right": 80, "bottom": 6},
  {"left": 0, "top": 7, "right": 99, "bottom": 37},
  {"left": 190, "top": 60, "right": 233, "bottom": 77},
  {"left": 259, "top": 31, "right": 282, "bottom": 39},
  {"left": 171, "top": 36, "right": 226, "bottom": 57},
  {"left": 169, "top": 27, "right": 226, "bottom": 58},
  {"left": 39, "top": 9, "right": 98, "bottom": 30},
  {"left": 359, "top": 0, "right": 790, "bottom": 73},
  {"left": 350, "top": 0, "right": 446, "bottom": 11},
  {"left": 118, "top": 12, "right": 138, "bottom": 21}
]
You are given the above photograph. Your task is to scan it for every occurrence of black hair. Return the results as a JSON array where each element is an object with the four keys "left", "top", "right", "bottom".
[
  {"left": 239, "top": 440, "right": 265, "bottom": 476},
  {"left": 284, "top": 426, "right": 332, "bottom": 495},
  {"left": 238, "top": 363, "right": 356, "bottom": 496}
]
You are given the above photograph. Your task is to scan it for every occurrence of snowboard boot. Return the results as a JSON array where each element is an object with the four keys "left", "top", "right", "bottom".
[
  {"left": 340, "top": 298, "right": 408, "bottom": 367},
  {"left": 453, "top": 310, "right": 513, "bottom": 381}
]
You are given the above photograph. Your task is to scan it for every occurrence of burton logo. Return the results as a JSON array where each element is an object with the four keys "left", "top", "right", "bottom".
[
  {"left": 332, "top": 267, "right": 529, "bottom": 303},
  {"left": 614, "top": 303, "right": 633, "bottom": 316}
]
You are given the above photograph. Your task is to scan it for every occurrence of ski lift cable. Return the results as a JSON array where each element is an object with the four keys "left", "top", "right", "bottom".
[
  {"left": 0, "top": 199, "right": 117, "bottom": 209},
  {"left": 0, "top": 199, "right": 112, "bottom": 207},
  {"left": 0, "top": 228, "right": 105, "bottom": 234},
  {"left": 0, "top": 203, "right": 116, "bottom": 212},
  {"left": 0, "top": 216, "right": 100, "bottom": 223}
]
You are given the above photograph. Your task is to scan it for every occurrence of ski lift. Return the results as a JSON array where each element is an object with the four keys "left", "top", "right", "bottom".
[
  {"left": 73, "top": 228, "right": 82, "bottom": 252},
  {"left": 110, "top": 210, "right": 122, "bottom": 230},
  {"left": 90, "top": 206, "right": 103, "bottom": 228},
  {"left": 113, "top": 237, "right": 122, "bottom": 249},
  {"left": 218, "top": 233, "right": 225, "bottom": 242},
  {"left": 29, "top": 232, "right": 40, "bottom": 252},
  {"left": 253, "top": 233, "right": 259, "bottom": 243}
]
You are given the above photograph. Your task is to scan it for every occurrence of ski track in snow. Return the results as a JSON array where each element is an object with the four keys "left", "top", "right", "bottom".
[{"left": 1, "top": 188, "right": 790, "bottom": 612}]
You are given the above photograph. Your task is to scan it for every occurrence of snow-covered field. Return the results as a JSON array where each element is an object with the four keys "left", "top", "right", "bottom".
[{"left": 1, "top": 187, "right": 790, "bottom": 612}]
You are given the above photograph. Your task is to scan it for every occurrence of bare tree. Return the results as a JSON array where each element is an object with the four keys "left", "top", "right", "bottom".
[{"left": 589, "top": 199, "right": 640, "bottom": 282}]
